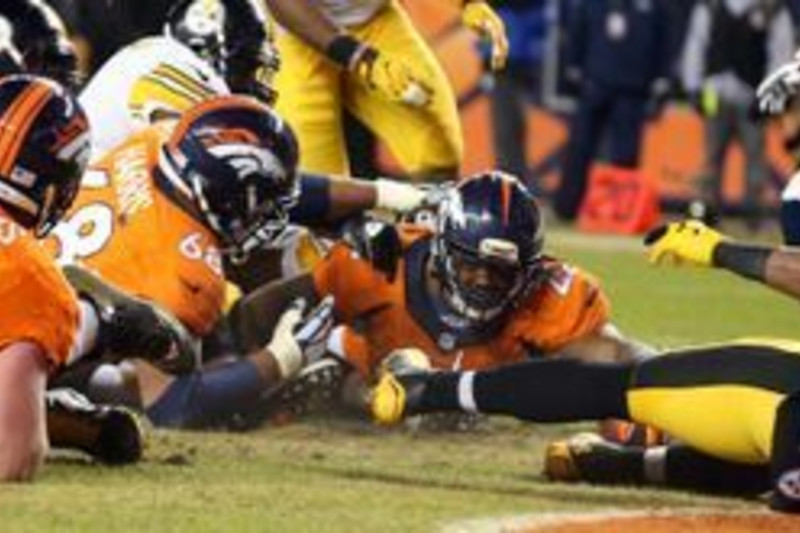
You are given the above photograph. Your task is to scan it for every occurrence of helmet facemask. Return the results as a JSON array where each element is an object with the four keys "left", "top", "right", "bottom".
[
  {"left": 168, "top": 131, "right": 298, "bottom": 262},
  {"left": 434, "top": 234, "right": 543, "bottom": 325},
  {"left": 431, "top": 173, "right": 546, "bottom": 327}
]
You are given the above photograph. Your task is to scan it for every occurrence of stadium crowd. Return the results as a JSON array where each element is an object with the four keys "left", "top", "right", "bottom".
[{"left": 3, "top": 0, "right": 800, "bottom": 518}]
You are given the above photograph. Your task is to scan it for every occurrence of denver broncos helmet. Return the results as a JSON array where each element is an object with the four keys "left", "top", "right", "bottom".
[
  {"left": 160, "top": 94, "right": 299, "bottom": 260},
  {"left": 432, "top": 171, "right": 545, "bottom": 325},
  {"left": 0, "top": 74, "right": 90, "bottom": 236}
]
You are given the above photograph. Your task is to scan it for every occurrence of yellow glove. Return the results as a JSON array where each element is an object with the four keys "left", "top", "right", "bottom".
[
  {"left": 326, "top": 35, "right": 433, "bottom": 107},
  {"left": 462, "top": 1, "right": 508, "bottom": 70},
  {"left": 644, "top": 220, "right": 725, "bottom": 267},
  {"left": 351, "top": 48, "right": 433, "bottom": 107}
]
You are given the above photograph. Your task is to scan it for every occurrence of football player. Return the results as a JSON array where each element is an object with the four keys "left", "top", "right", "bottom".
[
  {"left": 78, "top": 0, "right": 274, "bottom": 157},
  {"left": 232, "top": 172, "right": 653, "bottom": 418},
  {"left": 46, "top": 94, "right": 426, "bottom": 429},
  {"left": 369, "top": 219, "right": 800, "bottom": 513},
  {"left": 267, "top": 0, "right": 508, "bottom": 177},
  {"left": 0, "top": 74, "right": 149, "bottom": 480},
  {"left": 0, "top": 0, "right": 80, "bottom": 88}
]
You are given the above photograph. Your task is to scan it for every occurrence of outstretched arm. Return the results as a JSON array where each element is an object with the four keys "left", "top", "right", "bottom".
[{"left": 645, "top": 220, "right": 800, "bottom": 302}]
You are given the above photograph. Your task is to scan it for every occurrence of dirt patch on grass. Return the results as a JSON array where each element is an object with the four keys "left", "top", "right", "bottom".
[{"left": 515, "top": 511, "right": 797, "bottom": 533}]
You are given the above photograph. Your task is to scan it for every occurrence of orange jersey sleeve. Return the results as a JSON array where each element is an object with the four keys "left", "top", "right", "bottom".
[
  {"left": 508, "top": 261, "right": 610, "bottom": 354},
  {"left": 44, "top": 128, "right": 226, "bottom": 336},
  {"left": 0, "top": 217, "right": 79, "bottom": 367},
  {"left": 312, "top": 242, "right": 395, "bottom": 322}
]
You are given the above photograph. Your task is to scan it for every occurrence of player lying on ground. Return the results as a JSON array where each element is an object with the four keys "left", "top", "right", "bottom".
[
  {"left": 231, "top": 172, "right": 655, "bottom": 421},
  {"left": 370, "top": 219, "right": 800, "bottom": 513},
  {"left": 0, "top": 74, "right": 153, "bottom": 480},
  {"left": 49, "top": 94, "right": 436, "bottom": 430}
]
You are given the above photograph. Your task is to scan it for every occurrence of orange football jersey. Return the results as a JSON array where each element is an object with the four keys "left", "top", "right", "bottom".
[
  {"left": 313, "top": 228, "right": 610, "bottom": 377},
  {"left": 0, "top": 215, "right": 78, "bottom": 367},
  {"left": 44, "top": 127, "right": 226, "bottom": 337}
]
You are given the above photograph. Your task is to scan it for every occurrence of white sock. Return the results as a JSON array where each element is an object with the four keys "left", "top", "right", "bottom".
[
  {"left": 66, "top": 300, "right": 100, "bottom": 365},
  {"left": 643, "top": 446, "right": 669, "bottom": 484},
  {"left": 457, "top": 371, "right": 478, "bottom": 413}
]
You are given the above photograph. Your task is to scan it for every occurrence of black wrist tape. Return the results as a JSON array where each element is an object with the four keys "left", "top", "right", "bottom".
[
  {"left": 713, "top": 241, "right": 771, "bottom": 282},
  {"left": 325, "top": 35, "right": 363, "bottom": 68}
]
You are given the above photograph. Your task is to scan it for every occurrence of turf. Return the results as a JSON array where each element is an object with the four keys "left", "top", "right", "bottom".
[{"left": 4, "top": 228, "right": 791, "bottom": 532}]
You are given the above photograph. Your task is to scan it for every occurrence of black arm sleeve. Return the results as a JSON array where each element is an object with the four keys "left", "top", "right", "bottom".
[{"left": 289, "top": 173, "right": 332, "bottom": 227}]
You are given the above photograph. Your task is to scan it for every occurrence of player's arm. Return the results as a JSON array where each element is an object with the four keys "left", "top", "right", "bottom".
[
  {"left": 556, "top": 324, "right": 656, "bottom": 364},
  {"left": 228, "top": 273, "right": 320, "bottom": 353},
  {"left": 0, "top": 341, "right": 49, "bottom": 481},
  {"left": 645, "top": 220, "right": 800, "bottom": 301},
  {"left": 264, "top": 0, "right": 432, "bottom": 107},
  {"left": 291, "top": 173, "right": 432, "bottom": 226}
]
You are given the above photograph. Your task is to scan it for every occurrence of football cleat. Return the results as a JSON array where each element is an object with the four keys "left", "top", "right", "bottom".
[
  {"left": 544, "top": 432, "right": 644, "bottom": 485},
  {"left": 233, "top": 358, "right": 348, "bottom": 429},
  {"left": 46, "top": 388, "right": 145, "bottom": 465},
  {"left": 63, "top": 264, "right": 200, "bottom": 374}
]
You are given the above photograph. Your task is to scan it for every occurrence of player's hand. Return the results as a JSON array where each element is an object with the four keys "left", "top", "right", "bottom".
[
  {"left": 644, "top": 220, "right": 725, "bottom": 267},
  {"left": 351, "top": 47, "right": 433, "bottom": 107},
  {"left": 756, "top": 58, "right": 800, "bottom": 116},
  {"left": 374, "top": 179, "right": 449, "bottom": 214},
  {"left": 266, "top": 297, "right": 335, "bottom": 378},
  {"left": 462, "top": 0, "right": 508, "bottom": 71}
]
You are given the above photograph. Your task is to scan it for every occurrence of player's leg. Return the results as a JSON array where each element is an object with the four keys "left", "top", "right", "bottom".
[
  {"left": 546, "top": 435, "right": 769, "bottom": 495},
  {"left": 274, "top": 30, "right": 348, "bottom": 175},
  {"left": 345, "top": 4, "right": 462, "bottom": 179},
  {"left": 372, "top": 358, "right": 632, "bottom": 424},
  {"left": 627, "top": 342, "right": 797, "bottom": 465},
  {"left": 0, "top": 342, "right": 49, "bottom": 481}
]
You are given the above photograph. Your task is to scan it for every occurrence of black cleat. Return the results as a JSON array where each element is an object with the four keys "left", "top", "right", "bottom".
[{"left": 46, "top": 388, "right": 144, "bottom": 465}]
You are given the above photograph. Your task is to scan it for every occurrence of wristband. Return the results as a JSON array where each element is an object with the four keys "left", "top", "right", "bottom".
[
  {"left": 712, "top": 241, "right": 771, "bottom": 282},
  {"left": 325, "top": 35, "right": 369, "bottom": 69}
]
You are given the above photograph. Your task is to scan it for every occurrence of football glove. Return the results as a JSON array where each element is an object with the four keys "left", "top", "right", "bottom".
[
  {"left": 266, "top": 296, "right": 335, "bottom": 379},
  {"left": 462, "top": 0, "right": 508, "bottom": 71},
  {"left": 352, "top": 47, "right": 433, "bottom": 107},
  {"left": 644, "top": 220, "right": 725, "bottom": 267},
  {"left": 756, "top": 56, "right": 800, "bottom": 116},
  {"left": 326, "top": 35, "right": 432, "bottom": 107}
]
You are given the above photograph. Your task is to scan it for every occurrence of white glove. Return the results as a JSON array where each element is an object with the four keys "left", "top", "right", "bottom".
[
  {"left": 375, "top": 178, "right": 452, "bottom": 215},
  {"left": 757, "top": 58, "right": 800, "bottom": 115},
  {"left": 374, "top": 178, "right": 428, "bottom": 213},
  {"left": 266, "top": 296, "right": 335, "bottom": 379}
]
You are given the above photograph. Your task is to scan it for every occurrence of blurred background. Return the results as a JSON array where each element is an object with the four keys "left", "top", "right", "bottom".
[{"left": 47, "top": 0, "right": 800, "bottom": 232}]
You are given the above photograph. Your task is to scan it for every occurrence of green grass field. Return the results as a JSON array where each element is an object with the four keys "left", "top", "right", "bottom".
[{"left": 3, "top": 228, "right": 795, "bottom": 532}]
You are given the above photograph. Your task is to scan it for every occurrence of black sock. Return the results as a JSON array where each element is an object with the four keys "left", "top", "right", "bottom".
[
  {"left": 660, "top": 444, "right": 769, "bottom": 495},
  {"left": 419, "top": 359, "right": 632, "bottom": 421}
]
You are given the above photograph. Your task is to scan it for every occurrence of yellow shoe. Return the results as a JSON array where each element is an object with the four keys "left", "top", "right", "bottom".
[
  {"left": 370, "top": 372, "right": 408, "bottom": 426},
  {"left": 544, "top": 432, "right": 645, "bottom": 485}
]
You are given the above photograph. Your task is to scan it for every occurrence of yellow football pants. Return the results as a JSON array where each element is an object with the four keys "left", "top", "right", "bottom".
[
  {"left": 274, "top": 1, "right": 463, "bottom": 177},
  {"left": 628, "top": 339, "right": 800, "bottom": 465}
]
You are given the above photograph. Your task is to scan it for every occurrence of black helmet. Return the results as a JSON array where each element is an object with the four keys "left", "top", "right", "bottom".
[
  {"left": 161, "top": 95, "right": 299, "bottom": 259},
  {"left": 0, "top": 74, "right": 90, "bottom": 236},
  {"left": 432, "top": 171, "right": 545, "bottom": 324}
]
